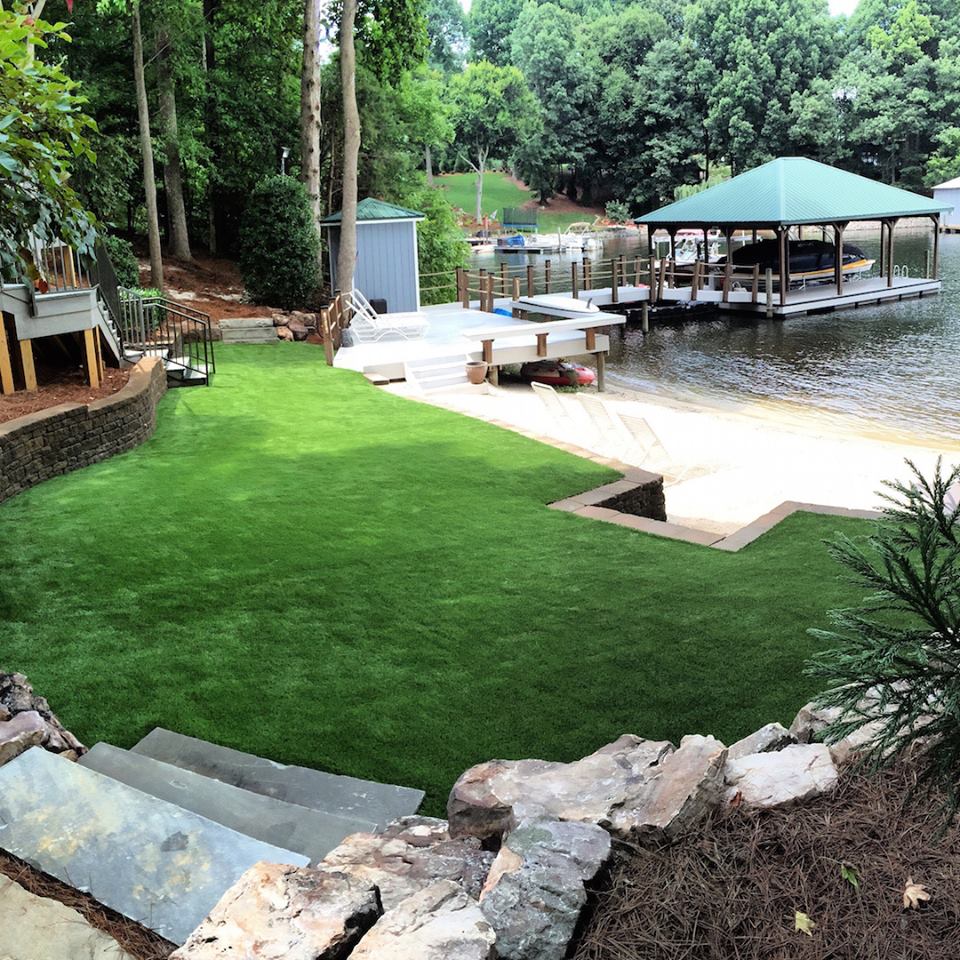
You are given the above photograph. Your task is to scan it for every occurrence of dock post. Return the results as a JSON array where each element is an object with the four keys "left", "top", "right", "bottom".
[
  {"left": 571, "top": 262, "right": 579, "bottom": 298},
  {"left": 545, "top": 259, "right": 552, "bottom": 293},
  {"left": 526, "top": 264, "right": 534, "bottom": 297},
  {"left": 457, "top": 267, "right": 468, "bottom": 308},
  {"left": 925, "top": 250, "right": 932, "bottom": 280},
  {"left": 690, "top": 261, "right": 699, "bottom": 302},
  {"left": 932, "top": 214, "right": 940, "bottom": 278},
  {"left": 649, "top": 255, "right": 656, "bottom": 290},
  {"left": 765, "top": 269, "right": 773, "bottom": 318},
  {"left": 887, "top": 219, "right": 897, "bottom": 288},
  {"left": 596, "top": 350, "right": 606, "bottom": 392},
  {"left": 486, "top": 274, "right": 495, "bottom": 312},
  {"left": 656, "top": 258, "right": 666, "bottom": 302},
  {"left": 641, "top": 301, "right": 649, "bottom": 333},
  {"left": 611, "top": 258, "right": 619, "bottom": 303},
  {"left": 0, "top": 321, "right": 14, "bottom": 394}
]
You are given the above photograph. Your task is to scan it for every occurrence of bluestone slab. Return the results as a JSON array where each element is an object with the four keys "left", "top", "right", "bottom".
[
  {"left": 131, "top": 727, "right": 424, "bottom": 828},
  {"left": 0, "top": 748, "right": 309, "bottom": 945},
  {"left": 79, "top": 743, "right": 376, "bottom": 864}
]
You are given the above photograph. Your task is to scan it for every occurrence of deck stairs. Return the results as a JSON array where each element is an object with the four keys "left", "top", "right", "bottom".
[
  {"left": 403, "top": 353, "right": 483, "bottom": 394},
  {"left": 0, "top": 731, "right": 423, "bottom": 946}
]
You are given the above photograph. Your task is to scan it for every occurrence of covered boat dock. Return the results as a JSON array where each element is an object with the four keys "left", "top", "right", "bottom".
[{"left": 635, "top": 157, "right": 952, "bottom": 317}]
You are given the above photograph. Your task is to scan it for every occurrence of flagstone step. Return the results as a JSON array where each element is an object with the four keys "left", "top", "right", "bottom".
[
  {"left": 0, "top": 874, "right": 135, "bottom": 960},
  {"left": 131, "top": 727, "right": 424, "bottom": 829},
  {"left": 0, "top": 748, "right": 309, "bottom": 945},
  {"left": 79, "top": 742, "right": 375, "bottom": 864}
]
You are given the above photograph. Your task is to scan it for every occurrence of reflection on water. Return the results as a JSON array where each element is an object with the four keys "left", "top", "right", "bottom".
[{"left": 469, "top": 227, "right": 960, "bottom": 444}]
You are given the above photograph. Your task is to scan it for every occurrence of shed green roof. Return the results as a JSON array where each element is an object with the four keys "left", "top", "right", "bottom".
[
  {"left": 320, "top": 197, "right": 425, "bottom": 224},
  {"left": 635, "top": 158, "right": 952, "bottom": 227}
]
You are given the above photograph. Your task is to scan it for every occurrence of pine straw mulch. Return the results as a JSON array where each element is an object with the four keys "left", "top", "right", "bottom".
[
  {"left": 574, "top": 762, "right": 960, "bottom": 960},
  {"left": 0, "top": 850, "right": 175, "bottom": 959}
]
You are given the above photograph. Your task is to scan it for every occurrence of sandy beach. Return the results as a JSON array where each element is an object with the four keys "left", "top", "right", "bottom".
[{"left": 390, "top": 379, "right": 960, "bottom": 535}]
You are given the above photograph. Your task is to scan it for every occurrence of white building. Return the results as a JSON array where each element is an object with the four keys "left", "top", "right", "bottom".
[{"left": 933, "top": 177, "right": 960, "bottom": 229}]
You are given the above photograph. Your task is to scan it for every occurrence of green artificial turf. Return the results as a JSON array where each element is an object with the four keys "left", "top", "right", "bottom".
[
  {"left": 439, "top": 172, "right": 601, "bottom": 233},
  {"left": 0, "top": 345, "right": 870, "bottom": 813}
]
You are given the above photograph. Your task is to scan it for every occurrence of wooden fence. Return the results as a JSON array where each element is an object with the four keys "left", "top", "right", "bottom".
[{"left": 320, "top": 291, "right": 349, "bottom": 366}]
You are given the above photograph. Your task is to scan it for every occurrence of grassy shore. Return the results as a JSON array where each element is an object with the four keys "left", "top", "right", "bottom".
[
  {"left": 438, "top": 171, "right": 601, "bottom": 233},
  {"left": 0, "top": 345, "right": 871, "bottom": 812}
]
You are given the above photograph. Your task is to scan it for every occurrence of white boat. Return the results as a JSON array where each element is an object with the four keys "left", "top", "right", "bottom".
[
  {"left": 560, "top": 222, "right": 603, "bottom": 252},
  {"left": 464, "top": 236, "right": 495, "bottom": 255},
  {"left": 497, "top": 233, "right": 562, "bottom": 253},
  {"left": 517, "top": 293, "right": 601, "bottom": 315}
]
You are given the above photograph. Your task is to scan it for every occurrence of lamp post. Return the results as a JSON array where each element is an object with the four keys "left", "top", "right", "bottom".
[{"left": 280, "top": 146, "right": 291, "bottom": 176}]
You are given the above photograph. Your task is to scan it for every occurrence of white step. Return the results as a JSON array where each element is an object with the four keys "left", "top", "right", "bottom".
[{"left": 166, "top": 356, "right": 209, "bottom": 376}]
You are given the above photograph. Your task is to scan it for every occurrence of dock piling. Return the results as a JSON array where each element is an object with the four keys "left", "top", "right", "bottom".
[
  {"left": 641, "top": 301, "right": 649, "bottom": 333},
  {"left": 765, "top": 269, "right": 773, "bottom": 318}
]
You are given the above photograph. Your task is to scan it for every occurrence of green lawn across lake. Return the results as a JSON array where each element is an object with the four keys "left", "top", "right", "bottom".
[{"left": 1, "top": 346, "right": 870, "bottom": 812}]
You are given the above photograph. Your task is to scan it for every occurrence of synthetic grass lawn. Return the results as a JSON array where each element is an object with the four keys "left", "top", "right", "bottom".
[
  {"left": 0, "top": 345, "right": 871, "bottom": 813},
  {"left": 438, "top": 172, "right": 599, "bottom": 233}
]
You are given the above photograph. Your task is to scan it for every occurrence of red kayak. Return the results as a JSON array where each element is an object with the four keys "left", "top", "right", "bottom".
[{"left": 520, "top": 360, "right": 597, "bottom": 387}]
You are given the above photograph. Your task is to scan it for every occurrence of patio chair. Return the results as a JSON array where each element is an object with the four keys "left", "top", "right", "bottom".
[
  {"left": 531, "top": 381, "right": 572, "bottom": 419},
  {"left": 577, "top": 392, "right": 630, "bottom": 453},
  {"left": 618, "top": 412, "right": 712, "bottom": 486},
  {"left": 347, "top": 288, "right": 429, "bottom": 343}
]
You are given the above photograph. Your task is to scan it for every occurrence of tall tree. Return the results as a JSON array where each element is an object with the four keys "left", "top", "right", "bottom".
[
  {"left": 156, "top": 18, "right": 192, "bottom": 260},
  {"left": 448, "top": 61, "right": 541, "bottom": 221},
  {"left": 300, "top": 0, "right": 322, "bottom": 271},
  {"left": 131, "top": 0, "right": 163, "bottom": 287},
  {"left": 337, "top": 0, "right": 360, "bottom": 295}
]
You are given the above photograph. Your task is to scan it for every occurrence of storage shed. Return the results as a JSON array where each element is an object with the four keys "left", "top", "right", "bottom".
[
  {"left": 321, "top": 198, "right": 425, "bottom": 312},
  {"left": 933, "top": 177, "right": 960, "bottom": 230}
]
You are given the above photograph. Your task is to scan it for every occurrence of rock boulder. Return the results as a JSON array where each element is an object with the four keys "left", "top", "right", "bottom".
[
  {"left": 479, "top": 819, "right": 611, "bottom": 960},
  {"left": 320, "top": 816, "right": 494, "bottom": 910},
  {"left": 0, "top": 711, "right": 46, "bottom": 766},
  {"left": 351, "top": 880, "right": 495, "bottom": 960},
  {"left": 725, "top": 743, "right": 839, "bottom": 808},
  {"left": 0, "top": 672, "right": 85, "bottom": 760},
  {"left": 447, "top": 735, "right": 674, "bottom": 841},
  {"left": 171, "top": 862, "right": 381, "bottom": 959}
]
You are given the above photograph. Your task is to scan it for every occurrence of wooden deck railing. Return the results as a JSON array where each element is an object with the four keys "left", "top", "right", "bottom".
[{"left": 320, "top": 291, "right": 349, "bottom": 366}]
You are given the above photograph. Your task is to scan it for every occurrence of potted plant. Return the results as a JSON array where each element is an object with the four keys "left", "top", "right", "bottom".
[{"left": 466, "top": 360, "right": 488, "bottom": 384}]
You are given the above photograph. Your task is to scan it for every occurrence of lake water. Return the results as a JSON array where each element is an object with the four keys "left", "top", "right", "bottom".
[{"left": 472, "top": 227, "right": 960, "bottom": 445}]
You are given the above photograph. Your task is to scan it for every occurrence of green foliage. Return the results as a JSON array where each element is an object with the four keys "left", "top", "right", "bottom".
[
  {"left": 100, "top": 233, "right": 140, "bottom": 288},
  {"left": 807, "top": 459, "right": 960, "bottom": 812},
  {"left": 238, "top": 175, "right": 320, "bottom": 308},
  {"left": 604, "top": 200, "right": 630, "bottom": 223},
  {"left": 425, "top": 0, "right": 466, "bottom": 72},
  {"left": 394, "top": 182, "right": 466, "bottom": 304},
  {"left": 468, "top": 0, "right": 526, "bottom": 64},
  {"left": 0, "top": 11, "right": 97, "bottom": 281}
]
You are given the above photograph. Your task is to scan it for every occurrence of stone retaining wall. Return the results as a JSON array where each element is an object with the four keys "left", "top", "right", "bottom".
[{"left": 0, "top": 357, "right": 167, "bottom": 505}]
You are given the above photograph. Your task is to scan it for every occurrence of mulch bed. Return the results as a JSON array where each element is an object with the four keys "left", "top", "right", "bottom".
[
  {"left": 0, "top": 367, "right": 129, "bottom": 425},
  {"left": 0, "top": 850, "right": 174, "bottom": 959},
  {"left": 574, "top": 763, "right": 960, "bottom": 960}
]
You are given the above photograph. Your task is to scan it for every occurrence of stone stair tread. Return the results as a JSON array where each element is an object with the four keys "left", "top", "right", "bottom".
[
  {"left": 0, "top": 747, "right": 309, "bottom": 945},
  {"left": 131, "top": 727, "right": 423, "bottom": 828},
  {"left": 79, "top": 743, "right": 375, "bottom": 864}
]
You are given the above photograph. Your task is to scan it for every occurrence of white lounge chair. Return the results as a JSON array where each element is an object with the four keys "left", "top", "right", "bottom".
[{"left": 347, "top": 288, "right": 429, "bottom": 342}]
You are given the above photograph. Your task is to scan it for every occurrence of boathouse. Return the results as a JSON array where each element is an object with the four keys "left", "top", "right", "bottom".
[
  {"left": 636, "top": 157, "right": 953, "bottom": 315},
  {"left": 321, "top": 198, "right": 425, "bottom": 313}
]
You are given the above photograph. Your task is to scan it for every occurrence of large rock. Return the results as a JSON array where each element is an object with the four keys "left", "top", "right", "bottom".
[
  {"left": 320, "top": 816, "right": 494, "bottom": 910},
  {"left": 728, "top": 722, "right": 796, "bottom": 760},
  {"left": 0, "top": 875, "right": 135, "bottom": 960},
  {"left": 288, "top": 318, "right": 310, "bottom": 341},
  {"left": 171, "top": 862, "right": 381, "bottom": 959},
  {"left": 789, "top": 701, "right": 843, "bottom": 743},
  {"left": 607, "top": 734, "right": 728, "bottom": 840},
  {"left": 447, "top": 735, "right": 673, "bottom": 841},
  {"left": 0, "top": 672, "right": 85, "bottom": 758},
  {"left": 0, "top": 711, "right": 45, "bottom": 766},
  {"left": 725, "top": 743, "right": 839, "bottom": 808},
  {"left": 351, "top": 880, "right": 495, "bottom": 960},
  {"left": 479, "top": 819, "right": 611, "bottom": 960}
]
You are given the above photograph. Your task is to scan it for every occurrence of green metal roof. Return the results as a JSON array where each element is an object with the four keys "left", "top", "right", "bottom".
[
  {"left": 635, "top": 158, "right": 952, "bottom": 227},
  {"left": 320, "top": 197, "right": 425, "bottom": 224}
]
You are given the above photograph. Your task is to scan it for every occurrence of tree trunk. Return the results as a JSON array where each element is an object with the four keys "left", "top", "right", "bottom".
[
  {"left": 157, "top": 28, "right": 192, "bottom": 260},
  {"left": 300, "top": 0, "right": 323, "bottom": 272},
  {"left": 132, "top": 1, "right": 163, "bottom": 289},
  {"left": 336, "top": 0, "right": 360, "bottom": 295},
  {"left": 425, "top": 143, "right": 434, "bottom": 186},
  {"left": 474, "top": 150, "right": 486, "bottom": 223},
  {"left": 203, "top": 0, "right": 219, "bottom": 254}
]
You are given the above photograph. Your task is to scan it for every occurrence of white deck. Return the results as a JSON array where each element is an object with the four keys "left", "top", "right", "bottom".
[{"left": 334, "top": 303, "right": 615, "bottom": 380}]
